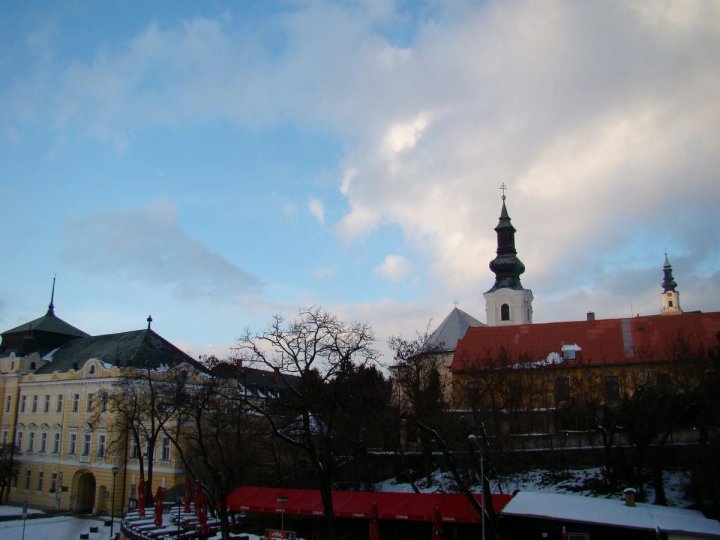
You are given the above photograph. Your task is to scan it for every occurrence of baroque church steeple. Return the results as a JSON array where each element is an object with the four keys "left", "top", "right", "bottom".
[
  {"left": 487, "top": 191, "right": 526, "bottom": 292},
  {"left": 483, "top": 185, "right": 533, "bottom": 326},
  {"left": 661, "top": 253, "right": 682, "bottom": 315}
]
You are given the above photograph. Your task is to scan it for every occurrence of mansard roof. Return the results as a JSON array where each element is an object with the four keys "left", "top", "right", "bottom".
[
  {"left": 0, "top": 309, "right": 89, "bottom": 356},
  {"left": 427, "top": 307, "right": 485, "bottom": 353},
  {"left": 451, "top": 311, "right": 720, "bottom": 371},
  {"left": 34, "top": 328, "right": 206, "bottom": 374},
  {"left": 2, "top": 310, "right": 88, "bottom": 337}
]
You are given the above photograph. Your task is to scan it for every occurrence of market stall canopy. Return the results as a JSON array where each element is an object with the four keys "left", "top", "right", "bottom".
[{"left": 227, "top": 486, "right": 513, "bottom": 524}]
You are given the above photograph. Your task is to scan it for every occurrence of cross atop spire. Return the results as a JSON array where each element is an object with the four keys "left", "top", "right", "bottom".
[
  {"left": 147, "top": 314, "right": 153, "bottom": 330},
  {"left": 499, "top": 182, "right": 508, "bottom": 201}
]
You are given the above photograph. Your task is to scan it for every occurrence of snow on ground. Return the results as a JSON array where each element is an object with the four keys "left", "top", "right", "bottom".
[
  {"left": 0, "top": 505, "right": 44, "bottom": 517},
  {"left": 376, "top": 468, "right": 693, "bottom": 508},
  {"left": 0, "top": 469, "right": 692, "bottom": 540},
  {"left": 0, "top": 510, "right": 117, "bottom": 540}
]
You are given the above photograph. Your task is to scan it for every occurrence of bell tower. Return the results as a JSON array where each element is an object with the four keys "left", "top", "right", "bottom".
[
  {"left": 661, "top": 253, "right": 682, "bottom": 315},
  {"left": 483, "top": 185, "right": 533, "bottom": 326}
]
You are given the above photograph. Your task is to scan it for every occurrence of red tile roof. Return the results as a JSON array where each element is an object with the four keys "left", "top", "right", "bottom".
[{"left": 451, "top": 311, "right": 720, "bottom": 371}]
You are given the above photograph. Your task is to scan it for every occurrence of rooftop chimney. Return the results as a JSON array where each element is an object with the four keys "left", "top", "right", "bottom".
[{"left": 587, "top": 312, "right": 596, "bottom": 321}]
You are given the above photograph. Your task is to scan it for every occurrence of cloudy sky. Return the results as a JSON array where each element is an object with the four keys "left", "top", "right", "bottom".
[{"left": 1, "top": 0, "right": 719, "bottom": 364}]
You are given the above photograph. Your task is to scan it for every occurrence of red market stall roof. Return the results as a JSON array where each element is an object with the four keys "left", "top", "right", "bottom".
[{"left": 227, "top": 486, "right": 513, "bottom": 524}]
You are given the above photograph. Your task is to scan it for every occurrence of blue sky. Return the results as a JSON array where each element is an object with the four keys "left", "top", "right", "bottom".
[{"left": 2, "top": 0, "right": 719, "bottom": 363}]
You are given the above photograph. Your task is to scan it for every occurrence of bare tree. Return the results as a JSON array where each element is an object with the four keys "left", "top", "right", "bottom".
[
  {"left": 93, "top": 365, "right": 188, "bottom": 505},
  {"left": 161, "top": 360, "right": 267, "bottom": 540},
  {"left": 389, "top": 328, "right": 448, "bottom": 485},
  {"left": 0, "top": 443, "right": 18, "bottom": 503},
  {"left": 237, "top": 306, "right": 377, "bottom": 540}
]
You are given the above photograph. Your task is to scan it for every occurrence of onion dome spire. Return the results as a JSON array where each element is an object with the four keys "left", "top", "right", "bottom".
[
  {"left": 661, "top": 252, "right": 678, "bottom": 292},
  {"left": 487, "top": 185, "right": 526, "bottom": 292}
]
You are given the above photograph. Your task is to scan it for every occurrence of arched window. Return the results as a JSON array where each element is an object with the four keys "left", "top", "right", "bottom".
[
  {"left": 89, "top": 364, "right": 95, "bottom": 375},
  {"left": 30, "top": 361, "right": 36, "bottom": 370},
  {"left": 501, "top": 303, "right": 510, "bottom": 321}
]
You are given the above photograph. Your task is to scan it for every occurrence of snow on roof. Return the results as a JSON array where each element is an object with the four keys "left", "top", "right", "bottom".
[{"left": 502, "top": 492, "right": 720, "bottom": 537}]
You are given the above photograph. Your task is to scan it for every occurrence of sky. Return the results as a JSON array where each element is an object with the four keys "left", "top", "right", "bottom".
[{"left": 1, "top": 0, "right": 719, "bottom": 365}]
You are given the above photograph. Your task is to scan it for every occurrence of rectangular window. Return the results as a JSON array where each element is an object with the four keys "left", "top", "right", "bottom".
[
  {"left": 17, "top": 431, "right": 23, "bottom": 450},
  {"left": 40, "top": 432, "right": 47, "bottom": 453},
  {"left": 82, "top": 433, "right": 91, "bottom": 456},
  {"left": 37, "top": 471, "right": 44, "bottom": 491},
  {"left": 69, "top": 433, "right": 77, "bottom": 455},
  {"left": 131, "top": 440, "right": 139, "bottom": 458},
  {"left": 32, "top": 395, "right": 38, "bottom": 412},
  {"left": 28, "top": 432, "right": 35, "bottom": 452},
  {"left": 1, "top": 431, "right": 6, "bottom": 445},
  {"left": 20, "top": 395, "right": 26, "bottom": 412},
  {"left": 5, "top": 395, "right": 10, "bottom": 412},
  {"left": 72, "top": 394, "right": 79, "bottom": 412},
  {"left": 554, "top": 376, "right": 570, "bottom": 402},
  {"left": 161, "top": 437, "right": 170, "bottom": 461},
  {"left": 51, "top": 473, "right": 57, "bottom": 493},
  {"left": 603, "top": 376, "right": 620, "bottom": 402},
  {"left": 101, "top": 396, "right": 107, "bottom": 412},
  {"left": 53, "top": 432, "right": 61, "bottom": 454},
  {"left": 44, "top": 394, "right": 50, "bottom": 412},
  {"left": 25, "top": 470, "right": 31, "bottom": 489},
  {"left": 86, "top": 393, "right": 94, "bottom": 412},
  {"left": 56, "top": 394, "right": 63, "bottom": 412},
  {"left": 98, "top": 434, "right": 106, "bottom": 457}
]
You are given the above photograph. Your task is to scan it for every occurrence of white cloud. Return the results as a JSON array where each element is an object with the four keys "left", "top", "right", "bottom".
[
  {"left": 383, "top": 113, "right": 432, "bottom": 154},
  {"left": 375, "top": 255, "right": 413, "bottom": 281},
  {"left": 307, "top": 198, "right": 325, "bottom": 224},
  {"left": 311, "top": 266, "right": 336, "bottom": 280},
  {"left": 331, "top": 0, "right": 720, "bottom": 308},
  {"left": 60, "top": 201, "right": 262, "bottom": 301},
  {"left": 4, "top": 0, "right": 719, "bottom": 340}
]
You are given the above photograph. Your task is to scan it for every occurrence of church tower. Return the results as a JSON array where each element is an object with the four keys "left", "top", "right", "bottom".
[
  {"left": 661, "top": 253, "right": 682, "bottom": 315},
  {"left": 483, "top": 187, "right": 533, "bottom": 326}
]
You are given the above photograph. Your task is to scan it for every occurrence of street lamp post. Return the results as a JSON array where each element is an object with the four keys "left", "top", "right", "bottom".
[
  {"left": 176, "top": 494, "right": 183, "bottom": 535},
  {"left": 467, "top": 434, "right": 485, "bottom": 540},
  {"left": 110, "top": 466, "right": 119, "bottom": 539},
  {"left": 277, "top": 495, "right": 288, "bottom": 532}
]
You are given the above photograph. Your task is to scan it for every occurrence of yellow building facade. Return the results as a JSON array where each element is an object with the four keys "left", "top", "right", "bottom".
[{"left": 0, "top": 306, "right": 199, "bottom": 515}]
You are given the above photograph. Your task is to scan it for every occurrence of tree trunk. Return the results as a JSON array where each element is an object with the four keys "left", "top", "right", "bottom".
[
  {"left": 218, "top": 494, "right": 230, "bottom": 540},
  {"left": 319, "top": 473, "right": 337, "bottom": 540}
]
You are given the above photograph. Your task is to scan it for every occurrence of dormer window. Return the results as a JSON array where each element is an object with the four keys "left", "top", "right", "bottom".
[
  {"left": 501, "top": 304, "right": 510, "bottom": 321},
  {"left": 30, "top": 362, "right": 37, "bottom": 370},
  {"left": 89, "top": 365, "right": 95, "bottom": 375}
]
